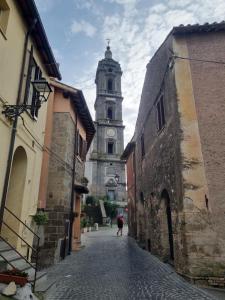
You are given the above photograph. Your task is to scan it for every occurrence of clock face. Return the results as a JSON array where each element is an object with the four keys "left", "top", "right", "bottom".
[{"left": 107, "top": 128, "right": 116, "bottom": 137}]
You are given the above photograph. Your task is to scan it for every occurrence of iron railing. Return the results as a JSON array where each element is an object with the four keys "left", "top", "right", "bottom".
[{"left": 0, "top": 206, "right": 40, "bottom": 292}]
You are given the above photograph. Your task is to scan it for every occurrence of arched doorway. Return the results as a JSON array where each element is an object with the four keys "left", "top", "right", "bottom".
[
  {"left": 3, "top": 146, "right": 27, "bottom": 246},
  {"left": 160, "top": 189, "right": 174, "bottom": 261}
]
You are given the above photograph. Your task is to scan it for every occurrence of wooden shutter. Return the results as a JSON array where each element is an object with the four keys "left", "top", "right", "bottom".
[
  {"left": 81, "top": 140, "right": 87, "bottom": 161},
  {"left": 24, "top": 46, "right": 34, "bottom": 105}
]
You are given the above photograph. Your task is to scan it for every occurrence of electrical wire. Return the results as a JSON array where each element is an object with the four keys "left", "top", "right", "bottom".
[{"left": 174, "top": 55, "right": 225, "bottom": 65}]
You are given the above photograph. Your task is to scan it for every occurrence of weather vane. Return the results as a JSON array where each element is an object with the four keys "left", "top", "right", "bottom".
[{"left": 106, "top": 38, "right": 111, "bottom": 47}]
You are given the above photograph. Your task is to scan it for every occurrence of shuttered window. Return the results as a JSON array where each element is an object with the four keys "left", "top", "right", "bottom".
[
  {"left": 24, "top": 47, "right": 42, "bottom": 118},
  {"left": 76, "top": 131, "right": 87, "bottom": 161}
]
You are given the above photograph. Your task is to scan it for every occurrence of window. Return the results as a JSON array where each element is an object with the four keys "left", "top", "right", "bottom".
[
  {"left": 140, "top": 192, "right": 144, "bottom": 204},
  {"left": 156, "top": 95, "right": 165, "bottom": 131},
  {"left": 76, "top": 132, "right": 87, "bottom": 161},
  {"left": 0, "top": 0, "right": 10, "bottom": 36},
  {"left": 108, "top": 190, "right": 115, "bottom": 201},
  {"left": 24, "top": 48, "right": 42, "bottom": 118},
  {"left": 108, "top": 141, "right": 114, "bottom": 154},
  {"left": 107, "top": 107, "right": 113, "bottom": 119},
  {"left": 107, "top": 79, "right": 113, "bottom": 92},
  {"left": 141, "top": 133, "right": 145, "bottom": 158}
]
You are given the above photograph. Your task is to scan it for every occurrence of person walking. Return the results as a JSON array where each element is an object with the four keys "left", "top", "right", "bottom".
[{"left": 117, "top": 214, "right": 124, "bottom": 236}]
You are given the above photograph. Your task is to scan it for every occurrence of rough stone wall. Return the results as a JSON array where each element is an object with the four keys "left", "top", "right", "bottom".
[
  {"left": 133, "top": 35, "right": 186, "bottom": 271},
  {"left": 133, "top": 30, "right": 225, "bottom": 286},
  {"left": 39, "top": 112, "right": 75, "bottom": 267}
]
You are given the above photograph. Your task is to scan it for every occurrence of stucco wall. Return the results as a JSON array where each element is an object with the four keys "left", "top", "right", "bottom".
[{"left": 0, "top": 0, "right": 50, "bottom": 254}]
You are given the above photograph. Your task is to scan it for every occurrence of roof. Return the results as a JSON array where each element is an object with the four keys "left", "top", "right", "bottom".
[
  {"left": 172, "top": 21, "right": 225, "bottom": 35},
  {"left": 121, "top": 141, "right": 135, "bottom": 161},
  {"left": 17, "top": 0, "right": 61, "bottom": 80},
  {"left": 51, "top": 80, "right": 95, "bottom": 150}
]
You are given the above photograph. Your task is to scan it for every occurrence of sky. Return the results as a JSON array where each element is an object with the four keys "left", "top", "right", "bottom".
[{"left": 35, "top": 0, "right": 225, "bottom": 145}]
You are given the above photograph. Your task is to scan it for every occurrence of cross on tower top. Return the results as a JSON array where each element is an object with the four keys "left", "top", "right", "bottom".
[{"left": 106, "top": 38, "right": 110, "bottom": 47}]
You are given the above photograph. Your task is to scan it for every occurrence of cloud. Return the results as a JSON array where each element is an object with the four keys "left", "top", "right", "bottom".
[
  {"left": 74, "top": 0, "right": 104, "bottom": 19},
  {"left": 71, "top": 0, "right": 225, "bottom": 145},
  {"left": 34, "top": 0, "right": 59, "bottom": 12},
  {"left": 71, "top": 20, "right": 97, "bottom": 38},
  {"left": 52, "top": 48, "right": 63, "bottom": 62}
]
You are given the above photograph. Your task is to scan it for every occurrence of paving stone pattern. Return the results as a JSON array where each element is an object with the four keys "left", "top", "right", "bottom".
[{"left": 45, "top": 227, "right": 215, "bottom": 300}]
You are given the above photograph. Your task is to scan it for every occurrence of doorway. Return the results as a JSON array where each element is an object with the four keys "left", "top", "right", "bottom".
[
  {"left": 160, "top": 189, "right": 174, "bottom": 261},
  {"left": 3, "top": 146, "right": 27, "bottom": 247}
]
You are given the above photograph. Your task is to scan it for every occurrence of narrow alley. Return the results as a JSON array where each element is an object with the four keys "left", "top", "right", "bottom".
[{"left": 45, "top": 228, "right": 215, "bottom": 300}]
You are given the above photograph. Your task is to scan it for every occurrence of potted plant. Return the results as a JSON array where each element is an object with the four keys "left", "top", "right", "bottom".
[
  {"left": 32, "top": 211, "right": 48, "bottom": 226},
  {"left": 0, "top": 269, "right": 28, "bottom": 286}
]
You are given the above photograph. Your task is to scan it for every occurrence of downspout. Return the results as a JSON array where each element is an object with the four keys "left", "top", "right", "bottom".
[
  {"left": 68, "top": 107, "right": 78, "bottom": 254},
  {"left": 0, "top": 19, "right": 38, "bottom": 232}
]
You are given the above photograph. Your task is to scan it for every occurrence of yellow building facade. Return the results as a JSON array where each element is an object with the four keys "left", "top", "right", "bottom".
[{"left": 0, "top": 0, "right": 61, "bottom": 255}]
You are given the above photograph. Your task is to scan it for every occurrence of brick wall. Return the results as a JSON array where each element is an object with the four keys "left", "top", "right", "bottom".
[{"left": 187, "top": 32, "right": 225, "bottom": 237}]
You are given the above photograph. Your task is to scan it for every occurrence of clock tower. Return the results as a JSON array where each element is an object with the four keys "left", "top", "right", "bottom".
[{"left": 87, "top": 45, "right": 126, "bottom": 205}]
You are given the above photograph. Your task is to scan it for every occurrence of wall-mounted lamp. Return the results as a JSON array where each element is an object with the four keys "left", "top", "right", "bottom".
[{"left": 2, "top": 79, "right": 52, "bottom": 118}]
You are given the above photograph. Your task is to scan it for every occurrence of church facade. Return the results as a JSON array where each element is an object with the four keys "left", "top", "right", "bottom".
[{"left": 86, "top": 46, "right": 126, "bottom": 206}]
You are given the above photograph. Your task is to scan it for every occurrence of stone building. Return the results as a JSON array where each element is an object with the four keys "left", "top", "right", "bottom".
[
  {"left": 86, "top": 46, "right": 126, "bottom": 209},
  {"left": 0, "top": 0, "right": 60, "bottom": 258},
  {"left": 125, "top": 22, "right": 225, "bottom": 286},
  {"left": 38, "top": 80, "right": 95, "bottom": 267}
]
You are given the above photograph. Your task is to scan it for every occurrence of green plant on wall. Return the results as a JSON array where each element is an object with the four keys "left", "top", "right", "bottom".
[{"left": 33, "top": 211, "right": 48, "bottom": 226}]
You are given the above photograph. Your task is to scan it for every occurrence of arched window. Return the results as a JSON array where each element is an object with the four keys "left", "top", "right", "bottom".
[
  {"left": 107, "top": 107, "right": 113, "bottom": 119},
  {"left": 107, "top": 79, "right": 113, "bottom": 92}
]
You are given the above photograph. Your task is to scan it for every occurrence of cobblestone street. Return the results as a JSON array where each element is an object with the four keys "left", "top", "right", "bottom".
[{"left": 45, "top": 227, "right": 216, "bottom": 300}]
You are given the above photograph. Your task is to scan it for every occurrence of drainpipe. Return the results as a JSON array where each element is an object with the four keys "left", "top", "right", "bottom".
[
  {"left": 0, "top": 19, "right": 37, "bottom": 232},
  {"left": 68, "top": 108, "right": 78, "bottom": 254}
]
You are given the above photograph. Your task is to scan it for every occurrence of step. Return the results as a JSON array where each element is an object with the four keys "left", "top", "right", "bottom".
[
  {"left": 0, "top": 249, "right": 21, "bottom": 262},
  {"left": 29, "top": 270, "right": 46, "bottom": 282},
  {"left": 7, "top": 257, "right": 33, "bottom": 271},
  {"left": 35, "top": 272, "right": 56, "bottom": 292}
]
